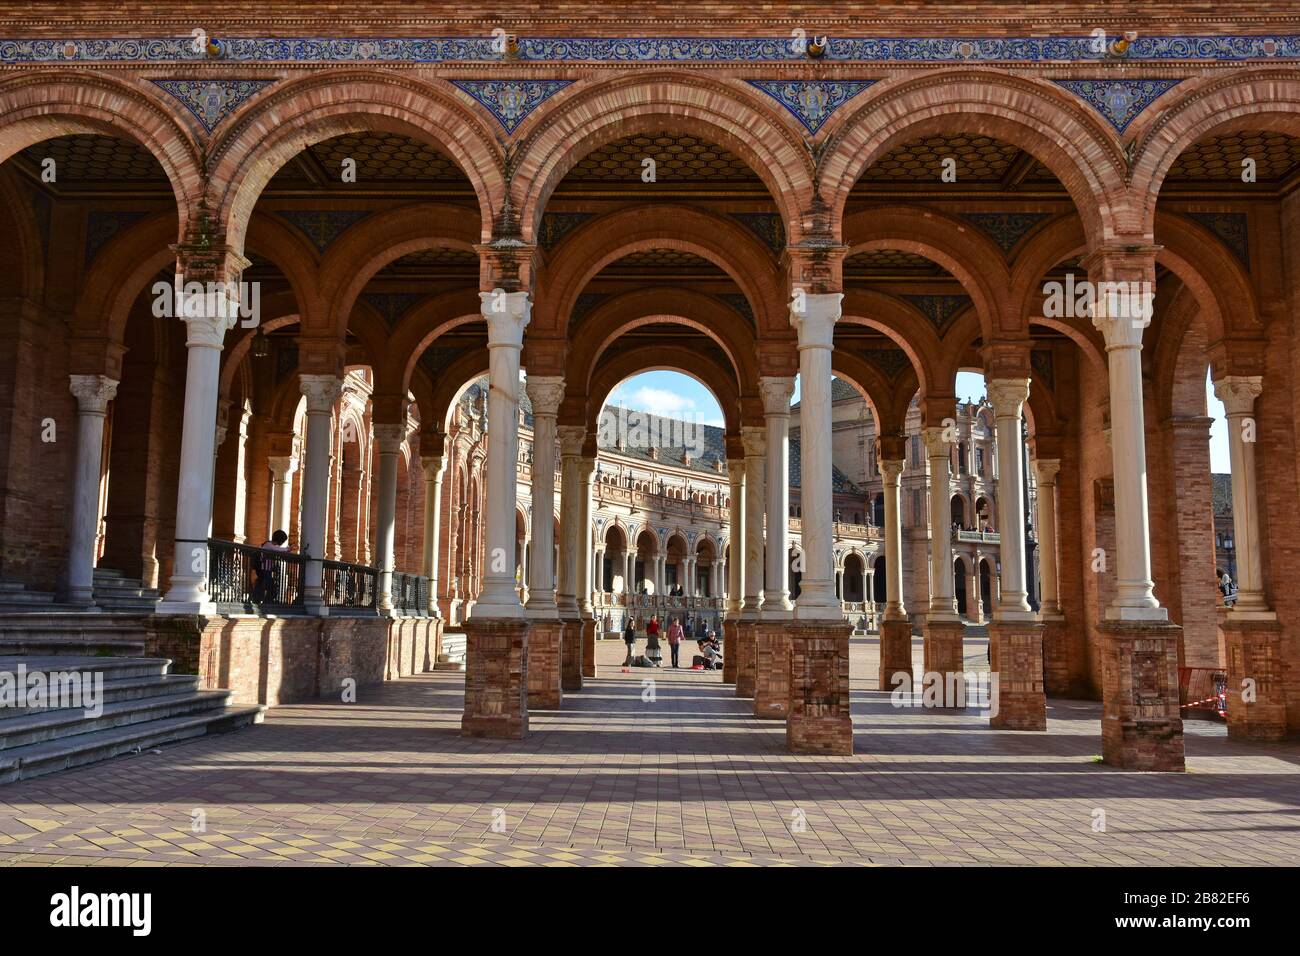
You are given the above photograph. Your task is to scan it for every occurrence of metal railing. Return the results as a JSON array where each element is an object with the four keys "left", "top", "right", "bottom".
[
  {"left": 392, "top": 571, "right": 431, "bottom": 616},
  {"left": 955, "top": 529, "right": 1001, "bottom": 543},
  {"left": 207, "top": 538, "right": 305, "bottom": 612},
  {"left": 322, "top": 559, "right": 379, "bottom": 613}
]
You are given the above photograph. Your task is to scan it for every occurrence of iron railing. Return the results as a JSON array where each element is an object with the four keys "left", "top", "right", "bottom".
[
  {"left": 322, "top": 559, "right": 379, "bottom": 613},
  {"left": 392, "top": 571, "right": 431, "bottom": 616},
  {"left": 207, "top": 538, "right": 305, "bottom": 611}
]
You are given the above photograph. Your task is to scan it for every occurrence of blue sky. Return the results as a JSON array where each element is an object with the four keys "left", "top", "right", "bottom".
[{"left": 606, "top": 368, "right": 1231, "bottom": 472}]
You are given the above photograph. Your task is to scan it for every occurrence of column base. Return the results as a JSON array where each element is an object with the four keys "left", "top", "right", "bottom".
[
  {"left": 526, "top": 617, "right": 563, "bottom": 710},
  {"left": 735, "top": 618, "right": 757, "bottom": 698},
  {"left": 1100, "top": 620, "right": 1185, "bottom": 771},
  {"left": 581, "top": 617, "right": 597, "bottom": 678},
  {"left": 1220, "top": 615, "right": 1287, "bottom": 741},
  {"left": 878, "top": 618, "right": 913, "bottom": 691},
  {"left": 988, "top": 620, "right": 1046, "bottom": 731},
  {"left": 559, "top": 615, "right": 583, "bottom": 691},
  {"left": 753, "top": 621, "right": 790, "bottom": 720},
  {"left": 787, "top": 619, "right": 853, "bottom": 755},
  {"left": 461, "top": 617, "right": 529, "bottom": 739},
  {"left": 722, "top": 617, "right": 739, "bottom": 684},
  {"left": 922, "top": 617, "right": 965, "bottom": 681}
]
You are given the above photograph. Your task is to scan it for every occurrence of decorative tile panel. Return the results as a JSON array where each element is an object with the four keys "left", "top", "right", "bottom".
[
  {"left": 1053, "top": 79, "right": 1183, "bottom": 132},
  {"left": 960, "top": 212, "right": 1050, "bottom": 254},
  {"left": 150, "top": 79, "right": 273, "bottom": 132},
  {"left": 450, "top": 79, "right": 572, "bottom": 132},
  {"left": 276, "top": 210, "right": 372, "bottom": 253},
  {"left": 747, "top": 80, "right": 874, "bottom": 133},
  {"left": 1186, "top": 211, "right": 1250, "bottom": 267}
]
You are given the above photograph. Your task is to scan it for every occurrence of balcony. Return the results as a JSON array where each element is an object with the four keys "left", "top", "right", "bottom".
[{"left": 955, "top": 529, "right": 1000, "bottom": 544}]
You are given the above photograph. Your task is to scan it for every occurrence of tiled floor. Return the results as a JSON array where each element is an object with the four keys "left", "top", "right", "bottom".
[{"left": 1, "top": 634, "right": 1297, "bottom": 867}]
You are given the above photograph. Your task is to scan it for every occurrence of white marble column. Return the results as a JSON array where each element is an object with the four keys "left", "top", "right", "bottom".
[
  {"left": 268, "top": 455, "right": 298, "bottom": 538},
  {"left": 66, "top": 375, "right": 118, "bottom": 605},
  {"left": 1092, "top": 289, "right": 1165, "bottom": 620},
  {"left": 421, "top": 455, "right": 445, "bottom": 616},
  {"left": 525, "top": 377, "right": 564, "bottom": 616},
  {"left": 987, "top": 380, "right": 1034, "bottom": 620},
  {"left": 556, "top": 427, "right": 584, "bottom": 618},
  {"left": 624, "top": 548, "right": 635, "bottom": 596},
  {"left": 726, "top": 459, "right": 745, "bottom": 617},
  {"left": 473, "top": 290, "right": 530, "bottom": 618},
  {"left": 760, "top": 376, "right": 795, "bottom": 617},
  {"left": 923, "top": 426, "right": 960, "bottom": 621},
  {"left": 789, "top": 292, "right": 843, "bottom": 618},
  {"left": 879, "top": 458, "right": 907, "bottom": 619},
  {"left": 160, "top": 284, "right": 238, "bottom": 613},
  {"left": 372, "top": 422, "right": 403, "bottom": 613},
  {"left": 297, "top": 375, "right": 342, "bottom": 614},
  {"left": 577, "top": 457, "right": 596, "bottom": 617},
  {"left": 1213, "top": 376, "right": 1271, "bottom": 616},
  {"left": 740, "top": 426, "right": 766, "bottom": 621},
  {"left": 593, "top": 544, "right": 605, "bottom": 601},
  {"left": 1031, "top": 458, "right": 1062, "bottom": 617}
]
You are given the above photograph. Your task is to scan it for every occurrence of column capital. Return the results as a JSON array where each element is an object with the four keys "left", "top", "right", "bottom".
[
  {"left": 422, "top": 455, "right": 446, "bottom": 480},
  {"left": 268, "top": 455, "right": 299, "bottom": 479},
  {"left": 299, "top": 374, "right": 342, "bottom": 413},
  {"left": 373, "top": 422, "right": 405, "bottom": 454},
  {"left": 789, "top": 291, "right": 842, "bottom": 349},
  {"left": 741, "top": 425, "right": 766, "bottom": 458},
  {"left": 758, "top": 376, "right": 795, "bottom": 415},
  {"left": 68, "top": 374, "right": 118, "bottom": 414},
  {"left": 987, "top": 378, "right": 1030, "bottom": 419},
  {"left": 878, "top": 458, "right": 905, "bottom": 483},
  {"left": 921, "top": 425, "right": 952, "bottom": 461},
  {"left": 1212, "top": 375, "right": 1264, "bottom": 415},
  {"left": 479, "top": 290, "right": 531, "bottom": 347},
  {"left": 525, "top": 375, "right": 566, "bottom": 417},
  {"left": 578, "top": 456, "right": 597, "bottom": 481},
  {"left": 558, "top": 424, "right": 586, "bottom": 457},
  {"left": 1032, "top": 458, "right": 1061, "bottom": 485},
  {"left": 174, "top": 282, "right": 242, "bottom": 350}
]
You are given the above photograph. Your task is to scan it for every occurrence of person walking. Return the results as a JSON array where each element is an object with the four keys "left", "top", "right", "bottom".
[
  {"left": 667, "top": 616, "right": 684, "bottom": 668},
  {"left": 623, "top": 616, "right": 637, "bottom": 666},
  {"left": 645, "top": 614, "right": 663, "bottom": 667},
  {"left": 250, "top": 529, "right": 290, "bottom": 604}
]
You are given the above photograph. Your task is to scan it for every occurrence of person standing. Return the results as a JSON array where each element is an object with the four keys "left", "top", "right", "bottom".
[
  {"left": 667, "top": 616, "right": 684, "bottom": 668},
  {"left": 250, "top": 529, "right": 290, "bottom": 604},
  {"left": 645, "top": 614, "right": 663, "bottom": 667},
  {"left": 623, "top": 616, "right": 637, "bottom": 666}
]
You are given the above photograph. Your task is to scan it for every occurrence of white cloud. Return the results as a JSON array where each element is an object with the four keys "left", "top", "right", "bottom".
[{"left": 617, "top": 386, "right": 697, "bottom": 418}]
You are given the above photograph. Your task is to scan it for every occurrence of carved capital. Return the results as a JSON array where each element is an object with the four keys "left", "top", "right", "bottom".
[
  {"left": 758, "top": 375, "right": 795, "bottom": 416},
  {"left": 422, "top": 455, "right": 446, "bottom": 482},
  {"left": 299, "top": 374, "right": 342, "bottom": 413},
  {"left": 68, "top": 375, "right": 118, "bottom": 414},
  {"left": 789, "top": 291, "right": 842, "bottom": 349},
  {"left": 479, "top": 290, "right": 531, "bottom": 348},
  {"left": 558, "top": 424, "right": 586, "bottom": 458},
  {"left": 878, "top": 458, "right": 905, "bottom": 484},
  {"left": 1212, "top": 375, "right": 1264, "bottom": 417},
  {"left": 921, "top": 425, "right": 951, "bottom": 461},
  {"left": 1032, "top": 458, "right": 1061, "bottom": 486},
  {"left": 525, "top": 375, "right": 566, "bottom": 418},
  {"left": 987, "top": 378, "right": 1030, "bottom": 420},
  {"left": 268, "top": 456, "right": 299, "bottom": 479},
  {"left": 741, "top": 425, "right": 766, "bottom": 458},
  {"left": 373, "top": 422, "right": 405, "bottom": 455}
]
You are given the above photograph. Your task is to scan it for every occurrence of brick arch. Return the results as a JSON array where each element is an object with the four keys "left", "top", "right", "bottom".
[
  {"left": 839, "top": 287, "right": 944, "bottom": 397},
  {"left": 566, "top": 288, "right": 756, "bottom": 394},
  {"left": 535, "top": 204, "right": 783, "bottom": 337},
  {"left": 0, "top": 73, "right": 203, "bottom": 241},
  {"left": 0, "top": 170, "right": 44, "bottom": 299},
  {"left": 829, "top": 350, "right": 903, "bottom": 436},
  {"left": 512, "top": 72, "right": 814, "bottom": 245},
  {"left": 1154, "top": 210, "right": 1260, "bottom": 345},
  {"left": 1009, "top": 214, "right": 1087, "bottom": 323},
  {"left": 206, "top": 72, "right": 504, "bottom": 256},
  {"left": 430, "top": 348, "right": 490, "bottom": 434},
  {"left": 1130, "top": 69, "right": 1300, "bottom": 237},
  {"left": 219, "top": 305, "right": 300, "bottom": 399},
  {"left": 375, "top": 289, "right": 483, "bottom": 398},
  {"left": 842, "top": 205, "right": 1010, "bottom": 340},
  {"left": 584, "top": 345, "right": 741, "bottom": 438},
  {"left": 1151, "top": 283, "right": 1215, "bottom": 424},
  {"left": 313, "top": 202, "right": 479, "bottom": 338},
  {"left": 818, "top": 70, "right": 1127, "bottom": 248},
  {"left": 71, "top": 212, "right": 177, "bottom": 350},
  {"left": 344, "top": 298, "right": 398, "bottom": 375}
]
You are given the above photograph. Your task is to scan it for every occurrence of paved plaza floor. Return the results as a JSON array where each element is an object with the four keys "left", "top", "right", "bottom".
[{"left": 1, "top": 634, "right": 1297, "bottom": 867}]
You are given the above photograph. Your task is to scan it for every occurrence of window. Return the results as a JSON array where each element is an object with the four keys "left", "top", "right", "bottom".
[
  {"left": 911, "top": 435, "right": 921, "bottom": 464},
  {"left": 976, "top": 447, "right": 985, "bottom": 477}
]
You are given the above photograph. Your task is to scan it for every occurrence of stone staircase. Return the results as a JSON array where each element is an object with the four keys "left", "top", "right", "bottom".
[
  {"left": 91, "top": 568, "right": 161, "bottom": 612},
  {"left": 0, "top": 581, "right": 81, "bottom": 613},
  {"left": 435, "top": 630, "right": 467, "bottom": 671},
  {"left": 0, "top": 639, "right": 263, "bottom": 784}
]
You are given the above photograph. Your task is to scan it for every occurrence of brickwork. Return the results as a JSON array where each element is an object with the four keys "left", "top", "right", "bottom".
[
  {"left": 1221, "top": 615, "right": 1288, "bottom": 740},
  {"left": 734, "top": 620, "right": 756, "bottom": 698},
  {"left": 1100, "top": 621, "right": 1186, "bottom": 772},
  {"left": 752, "top": 621, "right": 790, "bottom": 719},
  {"left": 988, "top": 621, "right": 1046, "bottom": 730},
  {"left": 787, "top": 621, "right": 853, "bottom": 755},
  {"left": 878, "top": 619, "right": 913, "bottom": 690},
  {"left": 922, "top": 618, "right": 964, "bottom": 681},
  {"left": 722, "top": 617, "right": 738, "bottom": 683},
  {"left": 526, "top": 618, "right": 564, "bottom": 710},
  {"left": 560, "top": 616, "right": 583, "bottom": 691},
  {"left": 581, "top": 617, "right": 598, "bottom": 679},
  {"left": 461, "top": 618, "right": 529, "bottom": 739}
]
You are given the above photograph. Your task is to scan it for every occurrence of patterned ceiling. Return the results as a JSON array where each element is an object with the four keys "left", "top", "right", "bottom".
[
  {"left": 859, "top": 133, "right": 1032, "bottom": 183},
  {"left": 600, "top": 248, "right": 729, "bottom": 274},
  {"left": 19, "top": 134, "right": 166, "bottom": 183},
  {"left": 269, "top": 133, "right": 468, "bottom": 185},
  {"left": 1166, "top": 131, "right": 1300, "bottom": 183},
  {"left": 563, "top": 132, "right": 758, "bottom": 183},
  {"left": 844, "top": 249, "right": 953, "bottom": 278},
  {"left": 373, "top": 247, "right": 479, "bottom": 277}
]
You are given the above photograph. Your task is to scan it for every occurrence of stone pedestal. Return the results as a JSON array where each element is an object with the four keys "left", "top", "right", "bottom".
[
  {"left": 787, "top": 620, "right": 853, "bottom": 755},
  {"left": 1040, "top": 614, "right": 1070, "bottom": 697},
  {"left": 878, "top": 619, "right": 913, "bottom": 690},
  {"left": 988, "top": 620, "right": 1046, "bottom": 730},
  {"left": 581, "top": 617, "right": 598, "bottom": 679},
  {"left": 922, "top": 618, "right": 964, "bottom": 678},
  {"left": 526, "top": 618, "right": 563, "bottom": 710},
  {"left": 1220, "top": 615, "right": 1287, "bottom": 740},
  {"left": 560, "top": 616, "right": 583, "bottom": 691},
  {"left": 735, "top": 620, "right": 757, "bottom": 698},
  {"left": 722, "top": 618, "right": 739, "bottom": 684},
  {"left": 753, "top": 621, "right": 790, "bottom": 720},
  {"left": 461, "top": 618, "right": 529, "bottom": 739},
  {"left": 1100, "top": 621, "right": 1185, "bottom": 771}
]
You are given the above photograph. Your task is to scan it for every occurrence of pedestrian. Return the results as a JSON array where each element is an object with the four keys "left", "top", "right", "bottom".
[
  {"left": 667, "top": 615, "right": 684, "bottom": 668},
  {"left": 623, "top": 616, "right": 637, "bottom": 666},
  {"left": 250, "top": 529, "right": 290, "bottom": 604},
  {"left": 645, "top": 614, "right": 663, "bottom": 667}
]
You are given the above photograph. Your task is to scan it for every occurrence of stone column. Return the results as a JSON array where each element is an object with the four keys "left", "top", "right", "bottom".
[
  {"left": 736, "top": 426, "right": 766, "bottom": 699},
  {"left": 66, "top": 375, "right": 118, "bottom": 606},
  {"left": 985, "top": 378, "right": 1045, "bottom": 730},
  {"left": 966, "top": 559, "right": 982, "bottom": 624},
  {"left": 160, "top": 285, "right": 237, "bottom": 614},
  {"left": 786, "top": 291, "right": 852, "bottom": 755},
  {"left": 578, "top": 456, "right": 598, "bottom": 679},
  {"left": 1213, "top": 377, "right": 1268, "bottom": 614},
  {"left": 921, "top": 425, "right": 964, "bottom": 681},
  {"left": 421, "top": 455, "right": 445, "bottom": 616},
  {"left": 878, "top": 457, "right": 912, "bottom": 688},
  {"left": 371, "top": 423, "right": 403, "bottom": 614},
  {"left": 297, "top": 375, "right": 342, "bottom": 614},
  {"left": 523, "top": 376, "right": 564, "bottom": 709},
  {"left": 754, "top": 375, "right": 794, "bottom": 720},
  {"left": 624, "top": 549, "right": 635, "bottom": 596},
  {"left": 268, "top": 456, "right": 298, "bottom": 539},
  {"left": 1033, "top": 458, "right": 1069, "bottom": 697},
  {"left": 557, "top": 426, "right": 585, "bottom": 692},
  {"left": 723, "top": 458, "right": 745, "bottom": 683},
  {"left": 461, "top": 290, "right": 530, "bottom": 739}
]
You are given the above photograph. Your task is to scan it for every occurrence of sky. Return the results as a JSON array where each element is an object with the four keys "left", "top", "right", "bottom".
[{"left": 602, "top": 368, "right": 1232, "bottom": 473}]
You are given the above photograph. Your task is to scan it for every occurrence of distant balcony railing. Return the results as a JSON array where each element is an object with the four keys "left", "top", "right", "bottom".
[
  {"left": 392, "top": 571, "right": 431, "bottom": 616},
  {"left": 955, "top": 529, "right": 1000, "bottom": 544},
  {"left": 207, "top": 538, "right": 305, "bottom": 612},
  {"left": 322, "top": 559, "right": 379, "bottom": 613}
]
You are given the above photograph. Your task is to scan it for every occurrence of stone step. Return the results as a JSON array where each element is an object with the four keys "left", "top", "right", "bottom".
[
  {"left": 435, "top": 631, "right": 467, "bottom": 671},
  {"left": 0, "top": 655, "right": 171, "bottom": 681},
  {"left": 0, "top": 689, "right": 232, "bottom": 750},
  {"left": 0, "top": 673, "right": 198, "bottom": 711},
  {"left": 0, "top": 613, "right": 155, "bottom": 650},
  {"left": 0, "top": 705, "right": 265, "bottom": 784}
]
